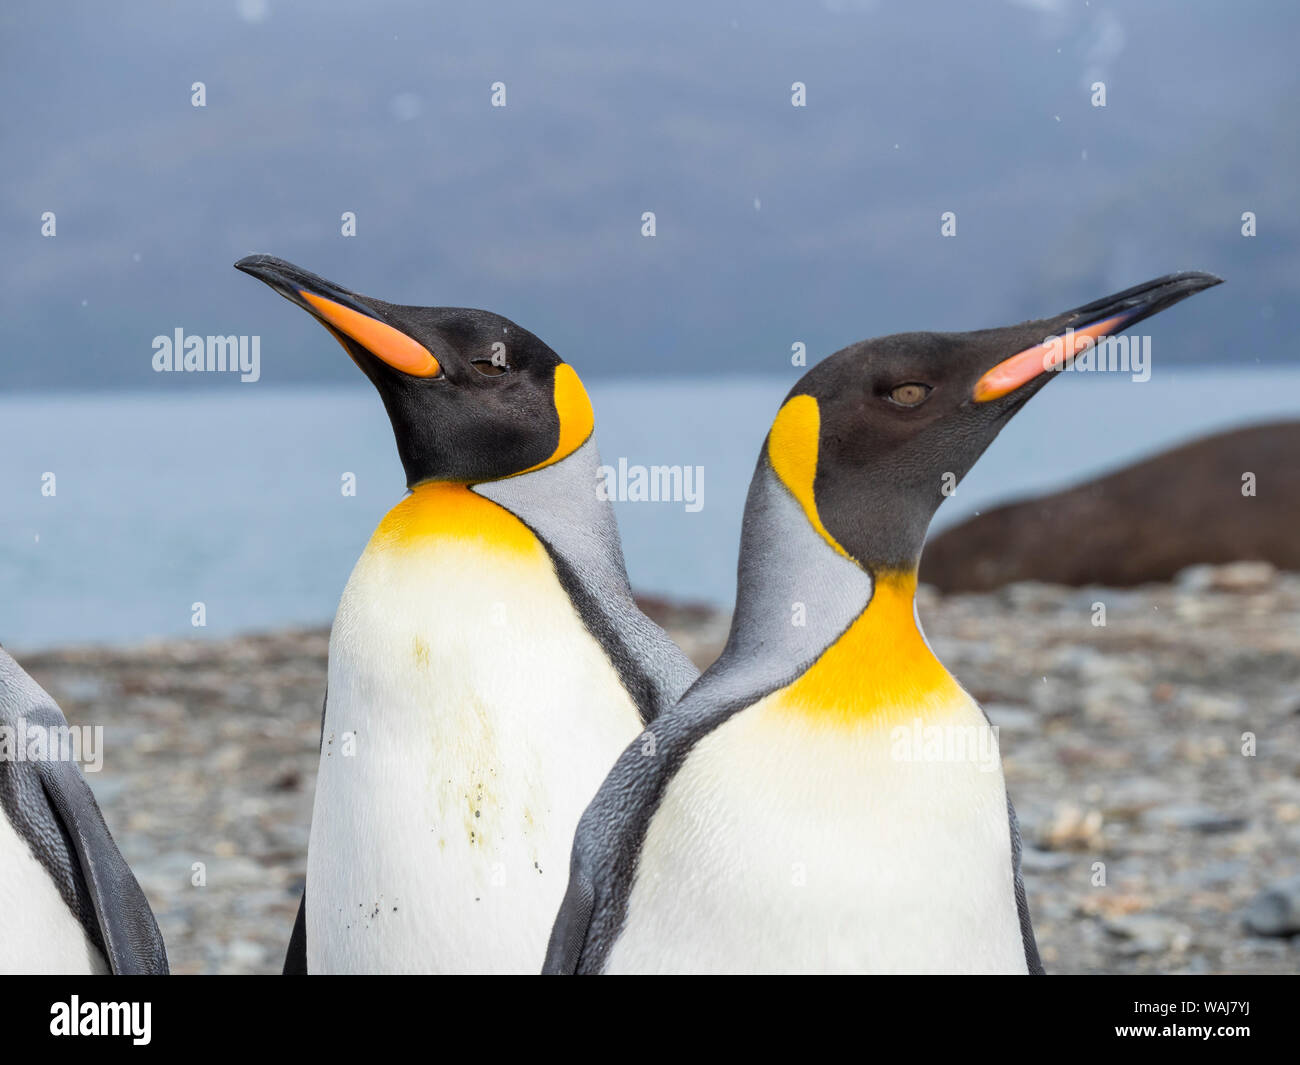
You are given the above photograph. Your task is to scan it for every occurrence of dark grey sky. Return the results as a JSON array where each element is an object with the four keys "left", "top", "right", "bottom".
[{"left": 2, "top": 0, "right": 1296, "bottom": 390}]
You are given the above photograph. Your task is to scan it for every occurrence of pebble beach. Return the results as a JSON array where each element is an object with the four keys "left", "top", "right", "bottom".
[{"left": 13, "top": 562, "right": 1299, "bottom": 974}]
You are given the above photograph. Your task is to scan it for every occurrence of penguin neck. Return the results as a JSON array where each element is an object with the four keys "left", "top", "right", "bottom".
[
  {"left": 777, "top": 567, "right": 967, "bottom": 727},
  {"left": 716, "top": 460, "right": 964, "bottom": 727},
  {"left": 471, "top": 437, "right": 640, "bottom": 607},
  {"left": 475, "top": 436, "right": 699, "bottom": 722},
  {"left": 370, "top": 481, "right": 541, "bottom": 557}
]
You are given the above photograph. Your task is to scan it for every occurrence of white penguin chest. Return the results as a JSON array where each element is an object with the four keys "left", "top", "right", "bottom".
[
  {"left": 0, "top": 800, "right": 108, "bottom": 974},
  {"left": 307, "top": 489, "right": 643, "bottom": 974},
  {"left": 606, "top": 694, "right": 1027, "bottom": 974}
]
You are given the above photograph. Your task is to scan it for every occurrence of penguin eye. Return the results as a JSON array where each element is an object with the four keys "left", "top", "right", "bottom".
[
  {"left": 887, "top": 382, "right": 932, "bottom": 407},
  {"left": 471, "top": 358, "right": 508, "bottom": 377}
]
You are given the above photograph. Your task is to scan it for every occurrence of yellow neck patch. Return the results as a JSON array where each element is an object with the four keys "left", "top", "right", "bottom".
[
  {"left": 767, "top": 394, "right": 851, "bottom": 560},
  {"left": 369, "top": 482, "right": 542, "bottom": 557},
  {"left": 776, "top": 570, "right": 967, "bottom": 727},
  {"left": 515, "top": 363, "right": 595, "bottom": 477}
]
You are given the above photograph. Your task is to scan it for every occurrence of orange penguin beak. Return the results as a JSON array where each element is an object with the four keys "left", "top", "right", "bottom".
[
  {"left": 234, "top": 254, "right": 441, "bottom": 377},
  {"left": 297, "top": 290, "right": 441, "bottom": 377},
  {"left": 973, "top": 271, "right": 1223, "bottom": 402}
]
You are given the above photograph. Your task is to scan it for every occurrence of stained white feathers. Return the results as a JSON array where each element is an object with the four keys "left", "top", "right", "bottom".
[{"left": 307, "top": 500, "right": 643, "bottom": 974}]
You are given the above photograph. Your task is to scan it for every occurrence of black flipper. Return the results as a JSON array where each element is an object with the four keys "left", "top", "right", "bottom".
[
  {"left": 1007, "top": 795, "right": 1044, "bottom": 974},
  {"left": 542, "top": 863, "right": 595, "bottom": 974},
  {"left": 0, "top": 647, "right": 168, "bottom": 976},
  {"left": 282, "top": 687, "right": 327, "bottom": 975},
  {"left": 34, "top": 754, "right": 169, "bottom": 974},
  {"left": 283, "top": 892, "right": 308, "bottom": 974}
]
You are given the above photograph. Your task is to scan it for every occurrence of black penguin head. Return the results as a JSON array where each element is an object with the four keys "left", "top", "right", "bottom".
[
  {"left": 234, "top": 255, "right": 593, "bottom": 487},
  {"left": 767, "top": 271, "right": 1223, "bottom": 573}
]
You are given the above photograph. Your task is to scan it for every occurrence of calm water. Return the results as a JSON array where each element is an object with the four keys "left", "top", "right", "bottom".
[{"left": 2, "top": 370, "right": 1297, "bottom": 650}]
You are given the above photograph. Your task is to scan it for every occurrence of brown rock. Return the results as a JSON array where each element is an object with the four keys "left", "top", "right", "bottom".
[{"left": 920, "top": 422, "right": 1300, "bottom": 592}]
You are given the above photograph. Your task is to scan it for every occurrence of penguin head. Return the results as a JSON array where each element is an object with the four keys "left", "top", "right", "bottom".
[
  {"left": 234, "top": 255, "right": 593, "bottom": 487},
  {"left": 768, "top": 271, "right": 1223, "bottom": 573}
]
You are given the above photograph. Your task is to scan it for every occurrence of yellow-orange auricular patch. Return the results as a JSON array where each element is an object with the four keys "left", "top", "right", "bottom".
[
  {"left": 766, "top": 394, "right": 851, "bottom": 560},
  {"left": 772, "top": 570, "right": 968, "bottom": 728},
  {"left": 369, "top": 482, "right": 542, "bottom": 557},
  {"left": 514, "top": 363, "right": 595, "bottom": 476}
]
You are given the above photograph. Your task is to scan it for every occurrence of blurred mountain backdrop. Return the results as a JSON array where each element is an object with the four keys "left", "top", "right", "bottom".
[{"left": 2, "top": 0, "right": 1296, "bottom": 391}]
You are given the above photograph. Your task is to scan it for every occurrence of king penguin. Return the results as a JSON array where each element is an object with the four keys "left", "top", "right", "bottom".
[
  {"left": 545, "top": 271, "right": 1223, "bottom": 974},
  {"left": 0, "top": 646, "right": 168, "bottom": 974},
  {"left": 235, "top": 255, "right": 698, "bottom": 974}
]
